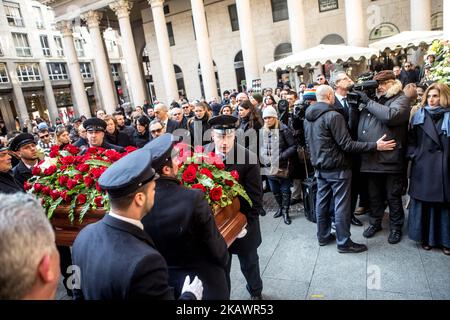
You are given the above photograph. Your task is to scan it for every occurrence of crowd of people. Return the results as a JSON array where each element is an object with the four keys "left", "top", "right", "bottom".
[{"left": 0, "top": 53, "right": 449, "bottom": 299}]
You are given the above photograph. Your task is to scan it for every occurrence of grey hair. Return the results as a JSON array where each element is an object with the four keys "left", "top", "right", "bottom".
[
  {"left": 0, "top": 193, "right": 56, "bottom": 299},
  {"left": 150, "top": 119, "right": 164, "bottom": 127},
  {"left": 316, "top": 85, "right": 334, "bottom": 102},
  {"left": 329, "top": 71, "right": 348, "bottom": 89},
  {"left": 154, "top": 103, "right": 168, "bottom": 112}
]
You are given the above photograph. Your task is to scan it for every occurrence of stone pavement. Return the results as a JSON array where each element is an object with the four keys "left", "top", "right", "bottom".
[{"left": 57, "top": 193, "right": 450, "bottom": 300}]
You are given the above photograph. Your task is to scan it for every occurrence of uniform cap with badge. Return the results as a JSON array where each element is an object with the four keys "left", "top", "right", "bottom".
[
  {"left": 143, "top": 133, "right": 180, "bottom": 171},
  {"left": 208, "top": 115, "right": 239, "bottom": 136},
  {"left": 9, "top": 133, "right": 36, "bottom": 152},
  {"left": 84, "top": 118, "right": 107, "bottom": 132},
  {"left": 98, "top": 148, "right": 158, "bottom": 199}
]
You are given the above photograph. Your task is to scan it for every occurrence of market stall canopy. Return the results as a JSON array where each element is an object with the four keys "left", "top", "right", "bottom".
[
  {"left": 369, "top": 31, "right": 444, "bottom": 51},
  {"left": 264, "top": 44, "right": 379, "bottom": 72}
]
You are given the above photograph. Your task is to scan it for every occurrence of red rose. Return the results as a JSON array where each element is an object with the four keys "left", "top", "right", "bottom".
[
  {"left": 24, "top": 181, "right": 32, "bottom": 191},
  {"left": 95, "top": 182, "right": 102, "bottom": 192},
  {"left": 86, "top": 147, "right": 98, "bottom": 155},
  {"left": 49, "top": 150, "right": 59, "bottom": 158},
  {"left": 66, "top": 179, "right": 78, "bottom": 190},
  {"left": 42, "top": 186, "right": 51, "bottom": 195},
  {"left": 41, "top": 198, "right": 46, "bottom": 206},
  {"left": 125, "top": 146, "right": 138, "bottom": 153},
  {"left": 194, "top": 145, "right": 205, "bottom": 153},
  {"left": 50, "top": 145, "right": 59, "bottom": 152},
  {"left": 60, "top": 190, "right": 71, "bottom": 203},
  {"left": 230, "top": 170, "right": 239, "bottom": 181},
  {"left": 58, "top": 175, "right": 69, "bottom": 186},
  {"left": 50, "top": 189, "right": 60, "bottom": 201},
  {"left": 60, "top": 165, "right": 68, "bottom": 171},
  {"left": 225, "top": 179, "right": 234, "bottom": 187},
  {"left": 200, "top": 168, "right": 213, "bottom": 179},
  {"left": 209, "top": 186, "right": 223, "bottom": 202},
  {"left": 76, "top": 163, "right": 90, "bottom": 173},
  {"left": 105, "top": 150, "right": 122, "bottom": 162},
  {"left": 182, "top": 165, "right": 198, "bottom": 183},
  {"left": 64, "top": 144, "right": 80, "bottom": 155},
  {"left": 60, "top": 155, "right": 75, "bottom": 165},
  {"left": 191, "top": 183, "right": 206, "bottom": 193},
  {"left": 43, "top": 165, "right": 57, "bottom": 176},
  {"left": 34, "top": 183, "right": 43, "bottom": 192},
  {"left": 214, "top": 161, "right": 225, "bottom": 170},
  {"left": 94, "top": 196, "right": 103, "bottom": 207},
  {"left": 32, "top": 166, "right": 41, "bottom": 176},
  {"left": 90, "top": 168, "right": 103, "bottom": 179},
  {"left": 77, "top": 194, "right": 87, "bottom": 205},
  {"left": 84, "top": 175, "right": 94, "bottom": 187}
]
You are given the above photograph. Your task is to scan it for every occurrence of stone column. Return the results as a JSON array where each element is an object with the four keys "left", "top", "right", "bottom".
[
  {"left": 191, "top": 0, "right": 218, "bottom": 100},
  {"left": 410, "top": 0, "right": 431, "bottom": 31},
  {"left": 57, "top": 21, "right": 91, "bottom": 118},
  {"left": 110, "top": 0, "right": 147, "bottom": 107},
  {"left": 6, "top": 61, "right": 30, "bottom": 130},
  {"left": 82, "top": 10, "right": 117, "bottom": 114},
  {"left": 287, "top": 0, "right": 307, "bottom": 52},
  {"left": 236, "top": 0, "right": 260, "bottom": 89},
  {"left": 148, "top": 0, "right": 179, "bottom": 103},
  {"left": 345, "top": 0, "right": 365, "bottom": 47},
  {"left": 444, "top": 0, "right": 450, "bottom": 40},
  {"left": 39, "top": 61, "right": 59, "bottom": 125}
]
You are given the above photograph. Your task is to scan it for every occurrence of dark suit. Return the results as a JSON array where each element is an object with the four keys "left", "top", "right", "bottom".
[
  {"left": 0, "top": 171, "right": 24, "bottom": 193},
  {"left": 165, "top": 119, "right": 180, "bottom": 134},
  {"left": 79, "top": 141, "right": 125, "bottom": 155},
  {"left": 12, "top": 160, "right": 33, "bottom": 188},
  {"left": 204, "top": 142, "right": 263, "bottom": 297},
  {"left": 142, "top": 177, "right": 229, "bottom": 300},
  {"left": 72, "top": 214, "right": 195, "bottom": 300}
]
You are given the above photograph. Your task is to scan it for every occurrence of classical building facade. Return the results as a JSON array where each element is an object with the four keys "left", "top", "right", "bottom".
[
  {"left": 0, "top": 0, "right": 130, "bottom": 131},
  {"left": 5, "top": 0, "right": 448, "bottom": 125}
]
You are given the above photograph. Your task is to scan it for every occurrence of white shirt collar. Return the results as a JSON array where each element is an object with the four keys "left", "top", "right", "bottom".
[
  {"left": 108, "top": 211, "right": 144, "bottom": 230},
  {"left": 24, "top": 160, "right": 38, "bottom": 170}
]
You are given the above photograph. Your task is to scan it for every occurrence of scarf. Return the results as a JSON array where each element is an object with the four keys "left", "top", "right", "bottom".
[{"left": 411, "top": 106, "right": 450, "bottom": 137}]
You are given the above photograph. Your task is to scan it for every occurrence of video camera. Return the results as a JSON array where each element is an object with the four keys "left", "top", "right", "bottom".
[{"left": 347, "top": 80, "right": 379, "bottom": 107}]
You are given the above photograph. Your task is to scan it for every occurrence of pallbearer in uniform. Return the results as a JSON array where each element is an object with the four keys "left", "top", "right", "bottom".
[
  {"left": 72, "top": 148, "right": 203, "bottom": 300},
  {"left": 142, "top": 134, "right": 230, "bottom": 300},
  {"left": 9, "top": 133, "right": 38, "bottom": 188},
  {"left": 79, "top": 118, "right": 125, "bottom": 154},
  {"left": 205, "top": 115, "right": 264, "bottom": 300}
]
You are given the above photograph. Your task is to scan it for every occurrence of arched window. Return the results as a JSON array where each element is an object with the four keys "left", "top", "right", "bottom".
[
  {"left": 320, "top": 34, "right": 345, "bottom": 45},
  {"left": 369, "top": 23, "right": 400, "bottom": 41},
  {"left": 198, "top": 61, "right": 221, "bottom": 99},
  {"left": 274, "top": 42, "right": 292, "bottom": 61},
  {"left": 234, "top": 51, "right": 246, "bottom": 91},
  {"left": 174, "top": 64, "right": 185, "bottom": 98},
  {"left": 431, "top": 12, "right": 443, "bottom": 31}
]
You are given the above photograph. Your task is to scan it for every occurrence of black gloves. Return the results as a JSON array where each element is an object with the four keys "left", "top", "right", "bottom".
[{"left": 355, "top": 90, "right": 370, "bottom": 104}]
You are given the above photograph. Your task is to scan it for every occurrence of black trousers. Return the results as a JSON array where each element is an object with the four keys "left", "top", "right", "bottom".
[
  {"left": 225, "top": 249, "right": 263, "bottom": 297},
  {"left": 366, "top": 173, "right": 405, "bottom": 230}
]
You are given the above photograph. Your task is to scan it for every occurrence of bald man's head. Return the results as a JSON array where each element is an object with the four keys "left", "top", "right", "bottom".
[{"left": 316, "top": 85, "right": 335, "bottom": 105}]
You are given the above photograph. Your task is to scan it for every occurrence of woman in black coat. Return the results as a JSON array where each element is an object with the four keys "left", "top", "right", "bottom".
[
  {"left": 133, "top": 115, "right": 150, "bottom": 148},
  {"left": 407, "top": 83, "right": 450, "bottom": 255},
  {"left": 104, "top": 115, "right": 134, "bottom": 148},
  {"left": 260, "top": 106, "right": 297, "bottom": 225},
  {"left": 188, "top": 102, "right": 211, "bottom": 146},
  {"left": 237, "top": 100, "right": 263, "bottom": 155}
]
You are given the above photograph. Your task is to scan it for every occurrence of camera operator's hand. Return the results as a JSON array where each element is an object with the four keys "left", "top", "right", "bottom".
[
  {"left": 376, "top": 134, "right": 396, "bottom": 151},
  {"left": 181, "top": 275, "right": 203, "bottom": 300},
  {"left": 355, "top": 90, "right": 370, "bottom": 104}
]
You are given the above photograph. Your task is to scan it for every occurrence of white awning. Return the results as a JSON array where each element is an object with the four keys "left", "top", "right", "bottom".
[
  {"left": 369, "top": 31, "right": 444, "bottom": 51},
  {"left": 264, "top": 44, "right": 378, "bottom": 72}
]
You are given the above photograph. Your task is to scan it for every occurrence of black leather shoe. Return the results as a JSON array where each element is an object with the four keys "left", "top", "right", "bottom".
[
  {"left": 259, "top": 208, "right": 266, "bottom": 216},
  {"left": 337, "top": 241, "right": 368, "bottom": 253},
  {"left": 319, "top": 233, "right": 336, "bottom": 246},
  {"left": 273, "top": 208, "right": 282, "bottom": 218},
  {"left": 363, "top": 225, "right": 382, "bottom": 238},
  {"left": 251, "top": 294, "right": 263, "bottom": 300},
  {"left": 351, "top": 216, "right": 363, "bottom": 227},
  {"left": 388, "top": 230, "right": 402, "bottom": 244}
]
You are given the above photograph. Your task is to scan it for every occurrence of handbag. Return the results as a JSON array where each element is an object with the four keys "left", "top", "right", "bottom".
[{"left": 274, "top": 160, "right": 290, "bottom": 178}]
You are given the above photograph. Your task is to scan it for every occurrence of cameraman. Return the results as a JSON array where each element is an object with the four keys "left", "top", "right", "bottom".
[{"left": 353, "top": 70, "right": 411, "bottom": 244}]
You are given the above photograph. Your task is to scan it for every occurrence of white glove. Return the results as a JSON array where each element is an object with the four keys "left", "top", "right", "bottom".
[
  {"left": 237, "top": 228, "right": 247, "bottom": 238},
  {"left": 181, "top": 275, "right": 203, "bottom": 300}
]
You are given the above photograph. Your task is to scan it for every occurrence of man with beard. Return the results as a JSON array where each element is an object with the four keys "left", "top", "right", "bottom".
[
  {"left": 10, "top": 133, "right": 38, "bottom": 188},
  {"left": 113, "top": 112, "right": 136, "bottom": 141},
  {"left": 204, "top": 115, "right": 264, "bottom": 300},
  {"left": 141, "top": 134, "right": 229, "bottom": 300}
]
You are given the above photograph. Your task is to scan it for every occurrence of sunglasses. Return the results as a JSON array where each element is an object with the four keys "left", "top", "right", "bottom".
[
  {"left": 151, "top": 128, "right": 162, "bottom": 134},
  {"left": 182, "top": 106, "right": 190, "bottom": 109},
  {"left": 39, "top": 134, "right": 49, "bottom": 138}
]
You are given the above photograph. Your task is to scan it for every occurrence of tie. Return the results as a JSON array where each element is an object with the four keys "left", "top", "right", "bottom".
[{"left": 342, "top": 97, "right": 349, "bottom": 110}]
